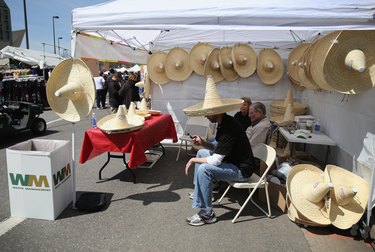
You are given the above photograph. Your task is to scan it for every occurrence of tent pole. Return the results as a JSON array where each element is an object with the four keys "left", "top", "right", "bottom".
[{"left": 72, "top": 122, "right": 77, "bottom": 209}]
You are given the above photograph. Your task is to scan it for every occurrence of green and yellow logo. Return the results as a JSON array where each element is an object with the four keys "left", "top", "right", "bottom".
[
  {"left": 9, "top": 173, "right": 50, "bottom": 191},
  {"left": 53, "top": 163, "right": 71, "bottom": 189}
]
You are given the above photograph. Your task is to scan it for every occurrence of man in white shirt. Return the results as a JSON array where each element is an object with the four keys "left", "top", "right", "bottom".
[
  {"left": 94, "top": 72, "right": 106, "bottom": 109},
  {"left": 246, "top": 102, "right": 271, "bottom": 148}
]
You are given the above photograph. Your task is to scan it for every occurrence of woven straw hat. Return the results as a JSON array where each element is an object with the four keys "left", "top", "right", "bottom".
[
  {"left": 287, "top": 164, "right": 332, "bottom": 225},
  {"left": 232, "top": 43, "right": 257, "bottom": 78},
  {"left": 165, "top": 47, "right": 192, "bottom": 81},
  {"left": 219, "top": 46, "right": 239, "bottom": 82},
  {"left": 189, "top": 42, "right": 214, "bottom": 76},
  {"left": 270, "top": 103, "right": 295, "bottom": 126},
  {"left": 270, "top": 89, "right": 307, "bottom": 117},
  {"left": 128, "top": 101, "right": 151, "bottom": 119},
  {"left": 287, "top": 43, "right": 310, "bottom": 86},
  {"left": 97, "top": 105, "right": 144, "bottom": 134},
  {"left": 297, "top": 52, "right": 320, "bottom": 90},
  {"left": 46, "top": 58, "right": 95, "bottom": 123},
  {"left": 147, "top": 51, "right": 170, "bottom": 85},
  {"left": 257, "top": 48, "right": 284, "bottom": 85},
  {"left": 204, "top": 48, "right": 224, "bottom": 83},
  {"left": 136, "top": 97, "right": 160, "bottom": 116},
  {"left": 325, "top": 165, "right": 370, "bottom": 230},
  {"left": 183, "top": 75, "right": 243, "bottom": 117},
  {"left": 323, "top": 30, "right": 375, "bottom": 94}
]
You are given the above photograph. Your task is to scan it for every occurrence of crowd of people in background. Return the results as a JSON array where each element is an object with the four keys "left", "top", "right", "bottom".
[{"left": 94, "top": 68, "right": 142, "bottom": 113}]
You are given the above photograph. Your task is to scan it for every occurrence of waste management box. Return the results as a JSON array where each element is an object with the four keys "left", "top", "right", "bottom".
[{"left": 6, "top": 139, "right": 72, "bottom": 220}]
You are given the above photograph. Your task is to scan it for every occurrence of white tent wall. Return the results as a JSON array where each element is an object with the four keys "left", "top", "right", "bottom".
[{"left": 72, "top": 0, "right": 375, "bottom": 171}]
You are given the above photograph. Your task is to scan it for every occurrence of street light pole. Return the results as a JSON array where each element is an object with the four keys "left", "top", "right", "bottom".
[
  {"left": 58, "top": 37, "right": 62, "bottom": 57},
  {"left": 23, "top": 0, "right": 29, "bottom": 49},
  {"left": 52, "top": 16, "right": 59, "bottom": 54}
]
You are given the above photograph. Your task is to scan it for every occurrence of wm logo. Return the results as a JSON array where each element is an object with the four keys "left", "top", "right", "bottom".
[
  {"left": 9, "top": 173, "right": 49, "bottom": 188},
  {"left": 53, "top": 163, "right": 71, "bottom": 187}
]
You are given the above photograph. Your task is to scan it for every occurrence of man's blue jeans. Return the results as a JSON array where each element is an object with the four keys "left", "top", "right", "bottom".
[{"left": 192, "top": 149, "right": 247, "bottom": 209}]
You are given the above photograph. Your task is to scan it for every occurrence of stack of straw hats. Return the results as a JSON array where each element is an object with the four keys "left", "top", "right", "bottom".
[
  {"left": 286, "top": 164, "right": 370, "bottom": 229},
  {"left": 287, "top": 30, "right": 375, "bottom": 94},
  {"left": 270, "top": 89, "right": 307, "bottom": 118}
]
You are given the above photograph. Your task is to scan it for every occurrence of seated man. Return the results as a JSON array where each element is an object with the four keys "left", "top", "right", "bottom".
[
  {"left": 234, "top": 96, "right": 252, "bottom": 130},
  {"left": 246, "top": 102, "right": 271, "bottom": 148},
  {"left": 183, "top": 75, "right": 257, "bottom": 226}
]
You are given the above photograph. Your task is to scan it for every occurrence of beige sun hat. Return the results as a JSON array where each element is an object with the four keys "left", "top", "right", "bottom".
[
  {"left": 270, "top": 89, "right": 308, "bottom": 117},
  {"left": 287, "top": 164, "right": 332, "bottom": 225},
  {"left": 257, "top": 48, "right": 284, "bottom": 85},
  {"left": 232, "top": 43, "right": 257, "bottom": 78},
  {"left": 189, "top": 42, "right": 214, "bottom": 76},
  {"left": 147, "top": 51, "right": 170, "bottom": 85},
  {"left": 325, "top": 165, "right": 370, "bottom": 230},
  {"left": 270, "top": 103, "right": 295, "bottom": 126},
  {"left": 46, "top": 58, "right": 95, "bottom": 123},
  {"left": 136, "top": 97, "right": 160, "bottom": 116},
  {"left": 128, "top": 101, "right": 151, "bottom": 119},
  {"left": 183, "top": 75, "right": 243, "bottom": 117},
  {"left": 165, "top": 47, "right": 193, "bottom": 82},
  {"left": 204, "top": 48, "right": 224, "bottom": 83},
  {"left": 97, "top": 105, "right": 144, "bottom": 134},
  {"left": 287, "top": 43, "right": 310, "bottom": 87},
  {"left": 297, "top": 52, "right": 320, "bottom": 90},
  {"left": 219, "top": 46, "right": 239, "bottom": 82},
  {"left": 323, "top": 30, "right": 375, "bottom": 94}
]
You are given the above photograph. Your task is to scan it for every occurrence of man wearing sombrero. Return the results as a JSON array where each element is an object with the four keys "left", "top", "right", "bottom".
[{"left": 183, "top": 75, "right": 257, "bottom": 226}]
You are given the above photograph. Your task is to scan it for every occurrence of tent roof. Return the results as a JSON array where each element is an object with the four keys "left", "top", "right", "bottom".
[
  {"left": 71, "top": 0, "right": 375, "bottom": 63},
  {"left": 0, "top": 46, "right": 63, "bottom": 68}
]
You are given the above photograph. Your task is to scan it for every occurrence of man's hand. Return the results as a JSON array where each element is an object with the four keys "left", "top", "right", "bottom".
[{"left": 185, "top": 158, "right": 195, "bottom": 176}]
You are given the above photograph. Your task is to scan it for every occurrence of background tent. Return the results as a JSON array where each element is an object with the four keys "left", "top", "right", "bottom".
[{"left": 71, "top": 0, "right": 375, "bottom": 170}]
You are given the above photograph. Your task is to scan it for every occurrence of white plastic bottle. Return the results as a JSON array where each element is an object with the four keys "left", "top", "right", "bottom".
[
  {"left": 314, "top": 119, "right": 321, "bottom": 134},
  {"left": 91, "top": 112, "right": 97, "bottom": 128}
]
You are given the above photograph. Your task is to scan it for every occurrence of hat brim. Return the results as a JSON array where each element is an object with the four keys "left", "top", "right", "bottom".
[
  {"left": 165, "top": 47, "right": 192, "bottom": 81},
  {"left": 287, "top": 43, "right": 310, "bottom": 85},
  {"left": 325, "top": 165, "right": 370, "bottom": 230},
  {"left": 147, "top": 52, "right": 170, "bottom": 85},
  {"left": 47, "top": 58, "right": 95, "bottom": 123},
  {"left": 189, "top": 42, "right": 214, "bottom": 76},
  {"left": 257, "top": 48, "right": 284, "bottom": 85},
  {"left": 97, "top": 114, "right": 144, "bottom": 134},
  {"left": 183, "top": 98, "right": 243, "bottom": 116},
  {"left": 219, "top": 47, "right": 239, "bottom": 82},
  {"left": 287, "top": 164, "right": 331, "bottom": 225},
  {"left": 232, "top": 43, "right": 257, "bottom": 78},
  {"left": 204, "top": 48, "right": 224, "bottom": 83}
]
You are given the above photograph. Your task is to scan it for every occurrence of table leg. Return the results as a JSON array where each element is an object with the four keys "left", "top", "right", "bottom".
[{"left": 99, "top": 152, "right": 136, "bottom": 183}]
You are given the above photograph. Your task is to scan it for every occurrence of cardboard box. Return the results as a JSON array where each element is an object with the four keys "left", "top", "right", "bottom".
[{"left": 6, "top": 139, "right": 72, "bottom": 220}]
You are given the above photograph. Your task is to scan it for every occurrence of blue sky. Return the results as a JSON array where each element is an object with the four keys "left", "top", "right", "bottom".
[{"left": 6, "top": 0, "right": 107, "bottom": 55}]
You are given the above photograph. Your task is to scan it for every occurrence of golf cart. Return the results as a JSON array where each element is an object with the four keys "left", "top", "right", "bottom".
[{"left": 0, "top": 101, "right": 47, "bottom": 137}]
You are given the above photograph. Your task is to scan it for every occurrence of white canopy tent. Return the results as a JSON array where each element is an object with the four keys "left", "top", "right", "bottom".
[
  {"left": 0, "top": 46, "right": 63, "bottom": 68},
  {"left": 71, "top": 0, "right": 375, "bottom": 170}
]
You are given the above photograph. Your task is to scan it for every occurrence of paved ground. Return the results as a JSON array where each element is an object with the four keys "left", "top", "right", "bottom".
[{"left": 0, "top": 108, "right": 373, "bottom": 251}]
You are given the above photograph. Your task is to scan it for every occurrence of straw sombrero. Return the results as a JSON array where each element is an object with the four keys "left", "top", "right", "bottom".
[
  {"left": 287, "top": 164, "right": 332, "bottom": 225},
  {"left": 270, "top": 103, "right": 295, "bottom": 126},
  {"left": 270, "top": 89, "right": 307, "bottom": 117},
  {"left": 232, "top": 43, "right": 257, "bottom": 78},
  {"left": 323, "top": 30, "right": 375, "bottom": 94},
  {"left": 183, "top": 75, "right": 243, "bottom": 117},
  {"left": 219, "top": 46, "right": 239, "bottom": 82},
  {"left": 147, "top": 51, "right": 170, "bottom": 85},
  {"left": 128, "top": 102, "right": 151, "bottom": 119},
  {"left": 189, "top": 42, "right": 214, "bottom": 76},
  {"left": 297, "top": 53, "right": 320, "bottom": 90},
  {"left": 257, "top": 48, "right": 284, "bottom": 85},
  {"left": 47, "top": 58, "right": 95, "bottom": 123},
  {"left": 165, "top": 47, "right": 193, "bottom": 81},
  {"left": 287, "top": 43, "right": 310, "bottom": 86},
  {"left": 136, "top": 97, "right": 160, "bottom": 116},
  {"left": 204, "top": 48, "right": 224, "bottom": 83},
  {"left": 325, "top": 165, "right": 370, "bottom": 230},
  {"left": 97, "top": 105, "right": 144, "bottom": 134}
]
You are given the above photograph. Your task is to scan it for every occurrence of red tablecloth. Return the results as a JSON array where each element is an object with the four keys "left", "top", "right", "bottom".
[{"left": 79, "top": 114, "right": 177, "bottom": 168}]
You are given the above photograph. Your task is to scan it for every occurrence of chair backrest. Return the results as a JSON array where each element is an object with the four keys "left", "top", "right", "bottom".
[
  {"left": 265, "top": 121, "right": 280, "bottom": 145},
  {"left": 184, "top": 116, "right": 211, "bottom": 140},
  {"left": 252, "top": 143, "right": 277, "bottom": 179}
]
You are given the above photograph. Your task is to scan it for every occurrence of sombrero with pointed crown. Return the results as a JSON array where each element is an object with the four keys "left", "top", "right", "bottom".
[
  {"left": 219, "top": 46, "right": 239, "bottom": 82},
  {"left": 204, "top": 48, "right": 224, "bottom": 83},
  {"left": 232, "top": 43, "right": 257, "bottom": 78},
  {"left": 165, "top": 47, "right": 193, "bottom": 81},
  {"left": 189, "top": 42, "right": 214, "bottom": 76},
  {"left": 257, "top": 48, "right": 284, "bottom": 85},
  {"left": 287, "top": 43, "right": 310, "bottom": 87},
  {"left": 183, "top": 75, "right": 243, "bottom": 117},
  {"left": 147, "top": 51, "right": 170, "bottom": 85}
]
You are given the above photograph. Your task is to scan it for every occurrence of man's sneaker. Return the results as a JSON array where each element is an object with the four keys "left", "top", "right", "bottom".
[
  {"left": 188, "top": 192, "right": 214, "bottom": 201},
  {"left": 187, "top": 210, "right": 217, "bottom": 226}
]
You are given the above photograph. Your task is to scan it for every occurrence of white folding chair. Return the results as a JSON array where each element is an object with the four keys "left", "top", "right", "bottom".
[
  {"left": 218, "top": 143, "right": 277, "bottom": 223},
  {"left": 176, "top": 116, "right": 210, "bottom": 161}
]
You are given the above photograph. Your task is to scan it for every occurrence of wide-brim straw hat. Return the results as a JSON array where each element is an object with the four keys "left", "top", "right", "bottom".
[
  {"left": 309, "top": 31, "right": 340, "bottom": 91},
  {"left": 147, "top": 51, "right": 170, "bottom": 85},
  {"left": 128, "top": 102, "right": 151, "bottom": 119},
  {"left": 297, "top": 52, "right": 320, "bottom": 90},
  {"left": 165, "top": 47, "right": 193, "bottom": 81},
  {"left": 323, "top": 30, "right": 375, "bottom": 94},
  {"left": 287, "top": 164, "right": 332, "bottom": 225},
  {"left": 325, "top": 165, "right": 370, "bottom": 230},
  {"left": 287, "top": 43, "right": 310, "bottom": 86},
  {"left": 183, "top": 75, "right": 243, "bottom": 117},
  {"left": 270, "top": 103, "right": 295, "bottom": 126},
  {"left": 287, "top": 194, "right": 328, "bottom": 227},
  {"left": 97, "top": 105, "right": 144, "bottom": 134},
  {"left": 136, "top": 97, "right": 160, "bottom": 116},
  {"left": 257, "top": 48, "right": 284, "bottom": 85},
  {"left": 270, "top": 89, "right": 307, "bottom": 116},
  {"left": 189, "top": 42, "right": 214, "bottom": 76},
  {"left": 219, "top": 46, "right": 239, "bottom": 82},
  {"left": 47, "top": 58, "right": 95, "bottom": 123},
  {"left": 204, "top": 48, "right": 224, "bottom": 83},
  {"left": 232, "top": 43, "right": 257, "bottom": 78}
]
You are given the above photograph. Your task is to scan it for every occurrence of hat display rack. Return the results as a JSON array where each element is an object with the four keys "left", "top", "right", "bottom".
[{"left": 47, "top": 58, "right": 96, "bottom": 208}]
